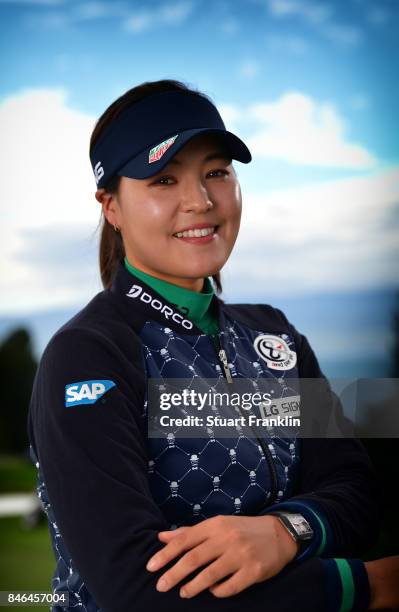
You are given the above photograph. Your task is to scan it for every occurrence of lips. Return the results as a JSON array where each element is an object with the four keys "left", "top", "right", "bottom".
[
  {"left": 173, "top": 222, "right": 219, "bottom": 236},
  {"left": 174, "top": 226, "right": 216, "bottom": 239},
  {"left": 172, "top": 225, "right": 219, "bottom": 244}
]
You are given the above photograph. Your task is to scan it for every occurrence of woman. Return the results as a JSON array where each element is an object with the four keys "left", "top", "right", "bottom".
[{"left": 27, "top": 79, "right": 398, "bottom": 611}]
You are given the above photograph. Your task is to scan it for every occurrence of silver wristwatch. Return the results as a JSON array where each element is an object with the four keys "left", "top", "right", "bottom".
[{"left": 269, "top": 511, "right": 314, "bottom": 547}]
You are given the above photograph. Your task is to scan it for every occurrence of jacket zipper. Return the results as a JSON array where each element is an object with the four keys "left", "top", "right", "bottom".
[
  {"left": 218, "top": 347, "right": 233, "bottom": 383},
  {"left": 210, "top": 333, "right": 232, "bottom": 383},
  {"left": 209, "top": 333, "right": 278, "bottom": 505}
]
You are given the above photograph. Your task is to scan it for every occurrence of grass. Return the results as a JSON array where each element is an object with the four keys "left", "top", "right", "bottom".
[
  {"left": 0, "top": 516, "right": 54, "bottom": 612},
  {"left": 0, "top": 455, "right": 37, "bottom": 493},
  {"left": 0, "top": 456, "right": 54, "bottom": 611}
]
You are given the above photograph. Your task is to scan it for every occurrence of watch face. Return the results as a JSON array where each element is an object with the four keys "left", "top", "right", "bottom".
[
  {"left": 286, "top": 513, "right": 314, "bottom": 539},
  {"left": 292, "top": 516, "right": 312, "bottom": 536}
]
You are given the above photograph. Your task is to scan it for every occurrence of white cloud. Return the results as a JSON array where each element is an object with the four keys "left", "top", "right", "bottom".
[
  {"left": 124, "top": 12, "right": 151, "bottom": 33},
  {"left": 267, "top": 0, "right": 332, "bottom": 24},
  {"left": 218, "top": 103, "right": 242, "bottom": 127},
  {"left": 0, "top": 87, "right": 96, "bottom": 228},
  {"left": 0, "top": 88, "right": 101, "bottom": 313},
  {"left": 266, "top": 0, "right": 364, "bottom": 47},
  {"left": 226, "top": 166, "right": 399, "bottom": 298},
  {"left": 0, "top": 87, "right": 395, "bottom": 316},
  {"left": 227, "top": 91, "right": 377, "bottom": 169},
  {"left": 124, "top": 1, "right": 194, "bottom": 34},
  {"left": 20, "top": 1, "right": 193, "bottom": 29},
  {"left": 160, "top": 1, "right": 194, "bottom": 24},
  {"left": 73, "top": 2, "right": 128, "bottom": 21}
]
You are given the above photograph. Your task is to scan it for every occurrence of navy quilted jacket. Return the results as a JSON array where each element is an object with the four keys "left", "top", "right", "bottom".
[{"left": 27, "top": 259, "right": 380, "bottom": 611}]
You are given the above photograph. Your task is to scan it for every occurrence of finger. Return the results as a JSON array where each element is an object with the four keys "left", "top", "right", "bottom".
[
  {"left": 147, "top": 529, "right": 190, "bottom": 571},
  {"left": 209, "top": 568, "right": 251, "bottom": 598},
  {"left": 179, "top": 554, "right": 237, "bottom": 599},
  {"left": 158, "top": 527, "right": 188, "bottom": 540},
  {"left": 147, "top": 527, "right": 207, "bottom": 572},
  {"left": 156, "top": 540, "right": 222, "bottom": 593}
]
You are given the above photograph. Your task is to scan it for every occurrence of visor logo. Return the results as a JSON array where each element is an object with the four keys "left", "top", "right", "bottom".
[
  {"left": 126, "top": 283, "right": 193, "bottom": 330},
  {"left": 253, "top": 334, "right": 297, "bottom": 371},
  {"left": 149, "top": 135, "right": 178, "bottom": 164},
  {"left": 94, "top": 161, "right": 104, "bottom": 184}
]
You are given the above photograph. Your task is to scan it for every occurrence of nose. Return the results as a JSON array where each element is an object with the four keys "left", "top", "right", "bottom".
[{"left": 179, "top": 177, "right": 213, "bottom": 212}]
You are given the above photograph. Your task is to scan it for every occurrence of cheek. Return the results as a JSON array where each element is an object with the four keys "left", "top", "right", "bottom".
[
  {"left": 124, "top": 198, "right": 173, "bottom": 237},
  {"left": 219, "top": 182, "right": 242, "bottom": 227},
  {"left": 221, "top": 184, "right": 242, "bottom": 252},
  {"left": 234, "top": 181, "right": 242, "bottom": 208},
  {"left": 233, "top": 184, "right": 243, "bottom": 222}
]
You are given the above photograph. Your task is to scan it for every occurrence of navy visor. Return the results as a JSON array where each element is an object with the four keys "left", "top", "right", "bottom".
[{"left": 90, "top": 90, "right": 252, "bottom": 189}]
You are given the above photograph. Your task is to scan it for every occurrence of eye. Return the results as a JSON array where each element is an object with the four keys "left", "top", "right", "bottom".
[
  {"left": 207, "top": 169, "right": 230, "bottom": 178},
  {"left": 152, "top": 175, "right": 176, "bottom": 185}
]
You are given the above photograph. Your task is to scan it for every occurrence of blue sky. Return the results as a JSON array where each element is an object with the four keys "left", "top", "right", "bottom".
[
  {"left": 1, "top": 0, "right": 398, "bottom": 167},
  {"left": 0, "top": 0, "right": 398, "bottom": 371}
]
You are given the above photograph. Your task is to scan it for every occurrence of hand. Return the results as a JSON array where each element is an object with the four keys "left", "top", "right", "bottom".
[
  {"left": 365, "top": 556, "right": 399, "bottom": 610},
  {"left": 146, "top": 514, "right": 300, "bottom": 599}
]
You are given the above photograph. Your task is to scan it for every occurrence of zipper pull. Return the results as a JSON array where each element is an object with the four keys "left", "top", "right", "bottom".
[{"left": 218, "top": 349, "right": 233, "bottom": 384}]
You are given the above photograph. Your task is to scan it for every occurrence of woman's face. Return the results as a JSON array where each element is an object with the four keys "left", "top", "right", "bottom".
[{"left": 97, "top": 133, "right": 242, "bottom": 291}]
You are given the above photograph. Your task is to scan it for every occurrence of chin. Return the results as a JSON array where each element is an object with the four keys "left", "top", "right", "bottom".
[{"left": 182, "top": 261, "right": 223, "bottom": 279}]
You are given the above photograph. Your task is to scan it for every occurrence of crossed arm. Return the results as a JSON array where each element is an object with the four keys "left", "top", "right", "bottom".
[
  {"left": 146, "top": 515, "right": 399, "bottom": 610},
  {"left": 145, "top": 514, "right": 299, "bottom": 598}
]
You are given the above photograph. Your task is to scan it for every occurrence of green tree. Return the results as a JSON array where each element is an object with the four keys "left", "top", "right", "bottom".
[{"left": 0, "top": 328, "right": 38, "bottom": 454}]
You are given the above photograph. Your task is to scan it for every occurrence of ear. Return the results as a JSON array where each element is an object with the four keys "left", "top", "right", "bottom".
[{"left": 95, "top": 189, "right": 120, "bottom": 228}]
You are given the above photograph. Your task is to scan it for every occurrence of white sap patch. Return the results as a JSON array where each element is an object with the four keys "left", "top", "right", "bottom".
[{"left": 65, "top": 379, "right": 116, "bottom": 407}]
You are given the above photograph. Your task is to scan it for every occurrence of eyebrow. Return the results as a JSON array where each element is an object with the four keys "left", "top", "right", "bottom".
[{"left": 167, "top": 151, "right": 232, "bottom": 166}]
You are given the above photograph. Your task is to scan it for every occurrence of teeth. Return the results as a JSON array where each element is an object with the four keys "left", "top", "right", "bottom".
[{"left": 175, "top": 226, "right": 215, "bottom": 238}]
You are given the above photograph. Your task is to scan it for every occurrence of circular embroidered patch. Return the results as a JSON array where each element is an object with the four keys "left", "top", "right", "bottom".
[{"left": 253, "top": 334, "right": 297, "bottom": 371}]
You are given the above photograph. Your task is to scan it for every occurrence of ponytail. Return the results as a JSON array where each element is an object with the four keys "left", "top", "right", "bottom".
[{"left": 98, "top": 210, "right": 124, "bottom": 290}]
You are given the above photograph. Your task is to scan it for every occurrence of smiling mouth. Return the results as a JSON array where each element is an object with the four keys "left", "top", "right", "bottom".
[{"left": 173, "top": 226, "right": 219, "bottom": 239}]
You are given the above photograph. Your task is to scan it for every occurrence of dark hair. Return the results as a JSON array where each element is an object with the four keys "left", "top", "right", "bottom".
[{"left": 90, "top": 79, "right": 223, "bottom": 295}]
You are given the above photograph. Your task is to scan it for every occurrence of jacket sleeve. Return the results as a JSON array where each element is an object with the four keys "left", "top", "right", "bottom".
[
  {"left": 28, "top": 326, "right": 349, "bottom": 612},
  {"left": 258, "top": 311, "right": 382, "bottom": 565}
]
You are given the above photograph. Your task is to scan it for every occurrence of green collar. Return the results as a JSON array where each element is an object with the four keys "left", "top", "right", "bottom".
[{"left": 124, "top": 256, "right": 215, "bottom": 325}]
